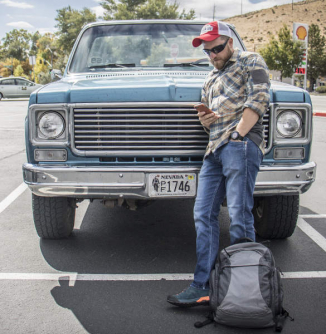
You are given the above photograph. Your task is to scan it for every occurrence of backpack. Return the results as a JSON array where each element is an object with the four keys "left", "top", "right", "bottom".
[{"left": 195, "top": 239, "right": 293, "bottom": 332}]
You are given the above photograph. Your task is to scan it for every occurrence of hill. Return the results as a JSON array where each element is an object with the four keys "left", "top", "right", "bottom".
[{"left": 223, "top": 0, "right": 326, "bottom": 51}]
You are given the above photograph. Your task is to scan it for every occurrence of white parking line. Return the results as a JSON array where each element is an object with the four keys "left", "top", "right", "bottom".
[
  {"left": 0, "top": 272, "right": 325, "bottom": 283},
  {"left": 297, "top": 217, "right": 326, "bottom": 252},
  {"left": 74, "top": 200, "right": 90, "bottom": 230},
  {"left": 0, "top": 183, "right": 28, "bottom": 214},
  {"left": 299, "top": 214, "right": 326, "bottom": 219},
  {"left": 282, "top": 271, "right": 326, "bottom": 279}
]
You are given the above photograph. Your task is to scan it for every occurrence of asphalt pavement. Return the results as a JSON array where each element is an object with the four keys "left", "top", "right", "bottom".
[
  {"left": 0, "top": 99, "right": 325, "bottom": 334},
  {"left": 311, "top": 94, "right": 326, "bottom": 116}
]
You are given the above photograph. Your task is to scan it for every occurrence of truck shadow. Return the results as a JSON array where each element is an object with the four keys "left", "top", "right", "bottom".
[
  {"left": 40, "top": 200, "right": 231, "bottom": 333},
  {"left": 40, "top": 201, "right": 314, "bottom": 334}
]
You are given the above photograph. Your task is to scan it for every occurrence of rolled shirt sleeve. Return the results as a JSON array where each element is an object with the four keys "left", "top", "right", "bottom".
[
  {"left": 200, "top": 84, "right": 211, "bottom": 134},
  {"left": 242, "top": 53, "right": 271, "bottom": 118}
]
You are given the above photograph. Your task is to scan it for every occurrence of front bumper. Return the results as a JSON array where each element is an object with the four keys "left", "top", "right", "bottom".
[{"left": 23, "top": 162, "right": 316, "bottom": 198}]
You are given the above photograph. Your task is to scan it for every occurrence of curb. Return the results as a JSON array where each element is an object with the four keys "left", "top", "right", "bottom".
[{"left": 313, "top": 112, "right": 326, "bottom": 117}]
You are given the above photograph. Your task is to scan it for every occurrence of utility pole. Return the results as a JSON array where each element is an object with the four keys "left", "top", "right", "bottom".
[{"left": 213, "top": 4, "right": 216, "bottom": 21}]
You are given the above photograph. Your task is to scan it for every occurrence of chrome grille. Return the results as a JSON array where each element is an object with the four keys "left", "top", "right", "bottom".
[
  {"left": 72, "top": 103, "right": 209, "bottom": 156},
  {"left": 72, "top": 103, "right": 271, "bottom": 156},
  {"left": 263, "top": 107, "right": 271, "bottom": 150}
]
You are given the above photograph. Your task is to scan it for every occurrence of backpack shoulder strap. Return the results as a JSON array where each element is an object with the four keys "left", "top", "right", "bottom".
[
  {"left": 275, "top": 308, "right": 294, "bottom": 332},
  {"left": 194, "top": 311, "right": 214, "bottom": 328}
]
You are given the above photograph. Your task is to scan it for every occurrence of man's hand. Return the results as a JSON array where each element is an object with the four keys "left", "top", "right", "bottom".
[{"left": 197, "top": 111, "right": 220, "bottom": 129}]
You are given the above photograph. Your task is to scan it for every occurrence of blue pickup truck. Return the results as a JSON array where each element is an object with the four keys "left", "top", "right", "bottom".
[{"left": 23, "top": 20, "right": 316, "bottom": 240}]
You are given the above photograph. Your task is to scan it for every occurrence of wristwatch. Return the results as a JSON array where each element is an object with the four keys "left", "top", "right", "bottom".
[{"left": 230, "top": 131, "right": 244, "bottom": 141}]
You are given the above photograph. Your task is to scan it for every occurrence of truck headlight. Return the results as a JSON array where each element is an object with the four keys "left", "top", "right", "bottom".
[
  {"left": 38, "top": 112, "right": 65, "bottom": 139},
  {"left": 276, "top": 110, "right": 302, "bottom": 138}
]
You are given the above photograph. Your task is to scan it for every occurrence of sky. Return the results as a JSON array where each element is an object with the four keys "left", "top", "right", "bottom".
[{"left": 0, "top": 0, "right": 305, "bottom": 42}]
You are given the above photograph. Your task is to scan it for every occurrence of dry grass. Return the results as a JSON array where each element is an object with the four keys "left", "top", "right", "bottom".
[{"left": 223, "top": 0, "right": 326, "bottom": 52}]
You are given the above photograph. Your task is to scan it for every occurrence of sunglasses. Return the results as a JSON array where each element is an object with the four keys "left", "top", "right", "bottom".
[{"left": 202, "top": 38, "right": 230, "bottom": 57}]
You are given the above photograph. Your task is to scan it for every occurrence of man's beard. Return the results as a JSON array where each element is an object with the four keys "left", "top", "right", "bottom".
[{"left": 210, "top": 47, "right": 233, "bottom": 70}]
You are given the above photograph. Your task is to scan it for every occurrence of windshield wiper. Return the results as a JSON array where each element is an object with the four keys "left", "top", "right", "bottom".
[
  {"left": 89, "top": 63, "right": 136, "bottom": 69},
  {"left": 163, "top": 59, "right": 209, "bottom": 68}
]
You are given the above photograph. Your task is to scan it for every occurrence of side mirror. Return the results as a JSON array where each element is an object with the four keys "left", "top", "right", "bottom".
[{"left": 50, "top": 69, "right": 63, "bottom": 82}]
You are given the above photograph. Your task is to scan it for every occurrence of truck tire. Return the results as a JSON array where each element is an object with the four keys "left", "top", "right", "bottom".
[
  {"left": 32, "top": 194, "right": 76, "bottom": 239},
  {"left": 253, "top": 195, "right": 299, "bottom": 239}
]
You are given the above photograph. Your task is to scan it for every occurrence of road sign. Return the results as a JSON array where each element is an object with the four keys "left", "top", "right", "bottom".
[
  {"left": 29, "top": 56, "right": 36, "bottom": 66},
  {"left": 170, "top": 43, "right": 179, "bottom": 58}
]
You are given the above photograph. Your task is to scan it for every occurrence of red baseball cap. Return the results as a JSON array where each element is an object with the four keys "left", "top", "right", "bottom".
[{"left": 192, "top": 21, "right": 233, "bottom": 47}]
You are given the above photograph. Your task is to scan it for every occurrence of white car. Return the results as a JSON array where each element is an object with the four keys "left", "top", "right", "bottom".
[{"left": 0, "top": 77, "right": 42, "bottom": 100}]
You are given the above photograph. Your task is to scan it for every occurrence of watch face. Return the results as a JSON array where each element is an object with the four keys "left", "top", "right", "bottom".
[{"left": 231, "top": 132, "right": 238, "bottom": 140}]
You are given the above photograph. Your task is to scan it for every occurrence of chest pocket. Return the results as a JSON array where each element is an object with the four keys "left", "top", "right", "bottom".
[{"left": 209, "top": 64, "right": 247, "bottom": 114}]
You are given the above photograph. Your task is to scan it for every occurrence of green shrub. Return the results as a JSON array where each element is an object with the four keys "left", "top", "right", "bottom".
[
  {"left": 37, "top": 71, "right": 51, "bottom": 85},
  {"left": 316, "top": 86, "right": 326, "bottom": 93}
]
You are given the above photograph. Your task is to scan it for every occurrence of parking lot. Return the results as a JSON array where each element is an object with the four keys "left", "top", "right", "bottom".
[{"left": 0, "top": 100, "right": 325, "bottom": 333}]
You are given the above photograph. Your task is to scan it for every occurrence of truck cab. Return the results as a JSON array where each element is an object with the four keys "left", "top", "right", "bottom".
[{"left": 23, "top": 20, "right": 316, "bottom": 239}]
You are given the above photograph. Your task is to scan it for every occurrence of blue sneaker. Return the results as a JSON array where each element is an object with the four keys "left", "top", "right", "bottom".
[{"left": 167, "top": 286, "right": 209, "bottom": 307}]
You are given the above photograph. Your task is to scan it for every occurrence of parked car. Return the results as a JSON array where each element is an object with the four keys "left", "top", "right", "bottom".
[
  {"left": 23, "top": 20, "right": 316, "bottom": 240},
  {"left": 0, "top": 77, "right": 42, "bottom": 100}
]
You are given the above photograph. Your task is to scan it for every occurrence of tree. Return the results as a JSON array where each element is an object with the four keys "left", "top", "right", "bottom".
[
  {"left": 259, "top": 25, "right": 304, "bottom": 82},
  {"left": 0, "top": 58, "right": 20, "bottom": 77},
  {"left": 30, "top": 31, "right": 41, "bottom": 56},
  {"left": 13, "top": 64, "right": 29, "bottom": 78},
  {"left": 0, "top": 45, "right": 5, "bottom": 60},
  {"left": 100, "top": 0, "right": 195, "bottom": 20},
  {"left": 1, "top": 29, "right": 31, "bottom": 61},
  {"left": 34, "top": 51, "right": 50, "bottom": 84},
  {"left": 307, "top": 24, "right": 326, "bottom": 91},
  {"left": 20, "top": 59, "right": 33, "bottom": 77},
  {"left": 55, "top": 6, "right": 97, "bottom": 54},
  {"left": 35, "top": 33, "right": 58, "bottom": 69}
]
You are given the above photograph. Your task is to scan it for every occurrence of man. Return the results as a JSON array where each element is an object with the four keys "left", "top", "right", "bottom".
[{"left": 167, "top": 21, "right": 270, "bottom": 307}]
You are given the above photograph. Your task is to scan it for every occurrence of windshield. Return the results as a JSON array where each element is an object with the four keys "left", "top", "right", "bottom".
[{"left": 69, "top": 23, "right": 244, "bottom": 73}]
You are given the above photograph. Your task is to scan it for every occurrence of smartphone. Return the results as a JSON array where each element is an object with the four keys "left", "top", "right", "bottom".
[{"left": 194, "top": 103, "right": 214, "bottom": 114}]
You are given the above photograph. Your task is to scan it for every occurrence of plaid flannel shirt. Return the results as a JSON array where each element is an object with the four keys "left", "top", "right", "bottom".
[{"left": 201, "top": 48, "right": 270, "bottom": 157}]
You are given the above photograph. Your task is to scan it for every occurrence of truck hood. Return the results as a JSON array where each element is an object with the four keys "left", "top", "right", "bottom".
[
  {"left": 33, "top": 73, "right": 310, "bottom": 105},
  {"left": 34, "top": 72, "right": 206, "bottom": 104},
  {"left": 269, "top": 80, "right": 309, "bottom": 103}
]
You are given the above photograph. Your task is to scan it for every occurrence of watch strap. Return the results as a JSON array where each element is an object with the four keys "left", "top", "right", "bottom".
[{"left": 230, "top": 131, "right": 244, "bottom": 141}]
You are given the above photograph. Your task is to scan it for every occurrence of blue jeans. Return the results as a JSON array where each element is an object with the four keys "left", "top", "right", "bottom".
[{"left": 192, "top": 138, "right": 263, "bottom": 289}]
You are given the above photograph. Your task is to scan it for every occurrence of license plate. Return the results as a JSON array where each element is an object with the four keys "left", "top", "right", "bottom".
[{"left": 148, "top": 173, "right": 196, "bottom": 197}]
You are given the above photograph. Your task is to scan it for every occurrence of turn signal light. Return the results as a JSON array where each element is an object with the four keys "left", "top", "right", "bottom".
[
  {"left": 34, "top": 149, "right": 67, "bottom": 162},
  {"left": 274, "top": 148, "right": 304, "bottom": 160}
]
